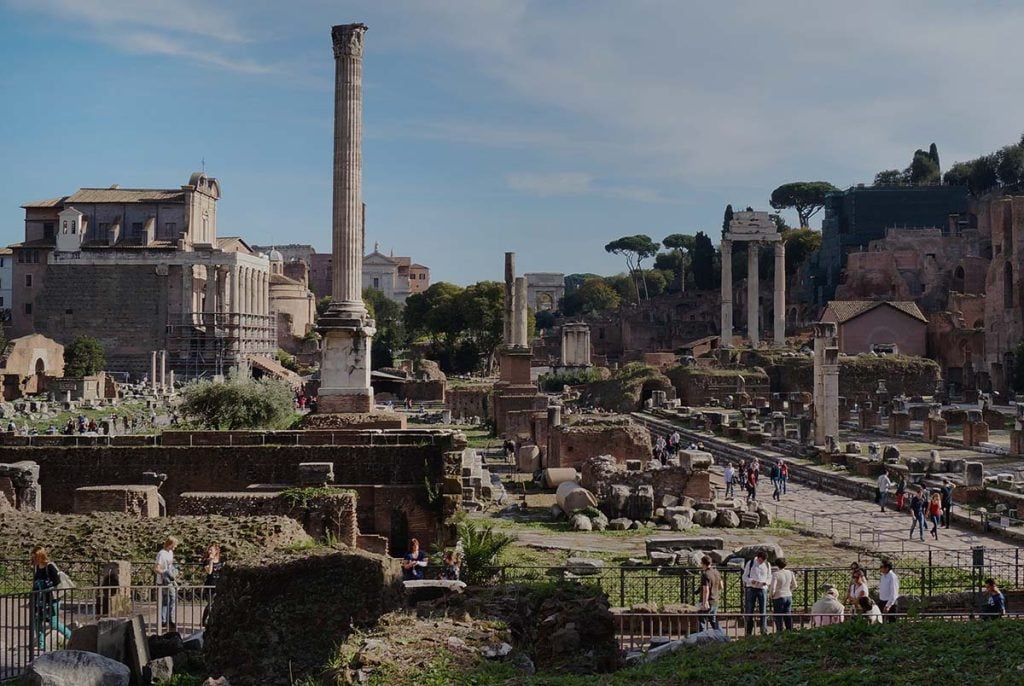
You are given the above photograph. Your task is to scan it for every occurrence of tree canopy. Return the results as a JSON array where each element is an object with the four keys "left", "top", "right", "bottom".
[
  {"left": 561, "top": 278, "right": 621, "bottom": 316},
  {"left": 180, "top": 374, "right": 295, "bottom": 430},
  {"left": 691, "top": 232, "right": 716, "bottom": 291},
  {"left": 604, "top": 234, "right": 660, "bottom": 301},
  {"left": 63, "top": 336, "right": 106, "bottom": 378},
  {"left": 363, "top": 288, "right": 406, "bottom": 369},
  {"left": 769, "top": 181, "right": 838, "bottom": 228},
  {"left": 781, "top": 227, "right": 822, "bottom": 278}
]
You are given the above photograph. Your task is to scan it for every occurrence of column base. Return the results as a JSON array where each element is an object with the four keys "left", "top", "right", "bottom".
[
  {"left": 302, "top": 409, "right": 406, "bottom": 430},
  {"left": 316, "top": 392, "right": 375, "bottom": 414}
]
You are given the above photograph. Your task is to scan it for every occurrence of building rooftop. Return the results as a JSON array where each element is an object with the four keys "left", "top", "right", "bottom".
[{"left": 826, "top": 300, "right": 928, "bottom": 324}]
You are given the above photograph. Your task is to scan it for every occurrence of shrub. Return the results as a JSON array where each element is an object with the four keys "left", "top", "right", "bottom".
[
  {"left": 179, "top": 373, "right": 295, "bottom": 430},
  {"left": 455, "top": 517, "right": 515, "bottom": 585}
]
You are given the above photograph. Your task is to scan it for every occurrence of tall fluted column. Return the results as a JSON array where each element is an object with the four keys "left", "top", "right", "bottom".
[
  {"left": 150, "top": 351, "right": 157, "bottom": 393},
  {"left": 204, "top": 266, "right": 217, "bottom": 328},
  {"left": 774, "top": 241, "right": 786, "bottom": 346},
  {"left": 720, "top": 239, "right": 733, "bottom": 347},
  {"left": 317, "top": 22, "right": 376, "bottom": 414},
  {"left": 747, "top": 243, "right": 760, "bottom": 348},
  {"left": 330, "top": 23, "right": 368, "bottom": 314},
  {"left": 181, "top": 264, "right": 193, "bottom": 326}
]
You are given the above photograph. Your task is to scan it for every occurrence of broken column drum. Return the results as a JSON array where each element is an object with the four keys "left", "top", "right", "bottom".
[{"left": 812, "top": 321, "right": 840, "bottom": 446}]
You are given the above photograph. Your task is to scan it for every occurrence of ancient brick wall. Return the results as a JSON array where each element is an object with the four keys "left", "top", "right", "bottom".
[
  {"left": 177, "top": 490, "right": 358, "bottom": 547},
  {"left": 72, "top": 485, "right": 160, "bottom": 518},
  {"left": 446, "top": 385, "right": 491, "bottom": 420},
  {"left": 549, "top": 421, "right": 652, "bottom": 470}
]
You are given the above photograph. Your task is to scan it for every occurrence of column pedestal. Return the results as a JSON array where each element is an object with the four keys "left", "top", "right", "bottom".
[{"left": 317, "top": 307, "right": 376, "bottom": 413}]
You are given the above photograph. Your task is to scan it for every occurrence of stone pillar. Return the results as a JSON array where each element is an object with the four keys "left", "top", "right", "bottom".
[
  {"left": 168, "top": 370, "right": 175, "bottom": 392},
  {"left": 747, "top": 242, "right": 759, "bottom": 347},
  {"left": 180, "top": 264, "right": 193, "bottom": 326},
  {"left": 159, "top": 351, "right": 166, "bottom": 393},
  {"left": 318, "top": 23, "right": 376, "bottom": 414},
  {"left": 150, "top": 352, "right": 157, "bottom": 393},
  {"left": 813, "top": 322, "right": 839, "bottom": 446},
  {"left": 204, "top": 266, "right": 217, "bottom": 326},
  {"left": 773, "top": 241, "right": 786, "bottom": 346},
  {"left": 329, "top": 23, "right": 368, "bottom": 314},
  {"left": 219, "top": 268, "right": 230, "bottom": 316},
  {"left": 513, "top": 276, "right": 528, "bottom": 348},
  {"left": 504, "top": 252, "right": 515, "bottom": 346},
  {"left": 720, "top": 239, "right": 732, "bottom": 347}
]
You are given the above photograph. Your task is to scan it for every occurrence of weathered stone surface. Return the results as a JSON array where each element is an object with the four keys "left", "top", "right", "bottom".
[
  {"left": 731, "top": 543, "right": 784, "bottom": 563},
  {"left": 677, "top": 450, "right": 713, "bottom": 472},
  {"left": 648, "top": 551, "right": 676, "bottom": 565},
  {"left": 627, "top": 485, "right": 655, "bottom": 521},
  {"left": 566, "top": 557, "right": 605, "bottom": 575},
  {"left": 716, "top": 510, "right": 740, "bottom": 528},
  {"left": 739, "top": 513, "right": 760, "bottom": 529},
  {"left": 608, "top": 484, "right": 631, "bottom": 515},
  {"left": 692, "top": 510, "right": 718, "bottom": 526},
  {"left": 67, "top": 624, "right": 99, "bottom": 652},
  {"left": 24, "top": 650, "right": 130, "bottom": 686},
  {"left": 570, "top": 513, "right": 593, "bottom": 531},
  {"left": 556, "top": 481, "right": 598, "bottom": 514},
  {"left": 609, "top": 517, "right": 632, "bottom": 530},
  {"left": 590, "top": 511, "right": 609, "bottom": 531},
  {"left": 147, "top": 656, "right": 174, "bottom": 684},
  {"left": 670, "top": 513, "right": 694, "bottom": 531}
]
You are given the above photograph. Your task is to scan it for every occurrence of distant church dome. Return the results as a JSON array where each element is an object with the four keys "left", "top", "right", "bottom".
[{"left": 269, "top": 248, "right": 283, "bottom": 262}]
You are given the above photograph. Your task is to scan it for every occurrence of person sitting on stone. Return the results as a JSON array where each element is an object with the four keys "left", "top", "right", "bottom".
[
  {"left": 810, "top": 585, "right": 845, "bottom": 627},
  {"left": 858, "top": 596, "right": 883, "bottom": 624},
  {"left": 440, "top": 550, "right": 461, "bottom": 581},
  {"left": 402, "top": 538, "right": 428, "bottom": 581}
]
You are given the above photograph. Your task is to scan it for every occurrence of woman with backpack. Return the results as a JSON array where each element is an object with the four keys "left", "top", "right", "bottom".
[{"left": 31, "top": 545, "right": 73, "bottom": 650}]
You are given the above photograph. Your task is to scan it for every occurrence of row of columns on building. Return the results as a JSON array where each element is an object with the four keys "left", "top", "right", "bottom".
[
  {"left": 149, "top": 350, "right": 174, "bottom": 394},
  {"left": 181, "top": 263, "right": 271, "bottom": 323},
  {"left": 720, "top": 239, "right": 786, "bottom": 348}
]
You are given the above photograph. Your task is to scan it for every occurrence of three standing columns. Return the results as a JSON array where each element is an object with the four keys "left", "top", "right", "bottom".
[{"left": 719, "top": 239, "right": 786, "bottom": 348}]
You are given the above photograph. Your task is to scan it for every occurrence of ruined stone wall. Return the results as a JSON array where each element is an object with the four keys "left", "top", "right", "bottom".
[
  {"left": 446, "top": 385, "right": 491, "bottom": 420},
  {"left": 665, "top": 366, "right": 770, "bottom": 406},
  {"left": 548, "top": 421, "right": 652, "bottom": 470},
  {"left": 177, "top": 490, "right": 359, "bottom": 547}
]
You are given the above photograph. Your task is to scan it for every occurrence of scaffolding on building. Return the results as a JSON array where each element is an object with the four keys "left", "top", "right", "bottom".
[{"left": 165, "top": 311, "right": 277, "bottom": 380}]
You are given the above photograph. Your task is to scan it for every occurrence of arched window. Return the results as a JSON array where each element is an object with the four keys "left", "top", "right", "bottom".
[{"left": 952, "top": 266, "right": 965, "bottom": 293}]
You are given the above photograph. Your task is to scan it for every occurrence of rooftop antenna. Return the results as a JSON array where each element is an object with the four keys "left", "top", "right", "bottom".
[{"left": 201, "top": 157, "right": 206, "bottom": 173}]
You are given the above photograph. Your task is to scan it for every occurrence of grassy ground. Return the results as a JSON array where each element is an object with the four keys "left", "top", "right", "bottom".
[
  {"left": 16, "top": 399, "right": 155, "bottom": 434},
  {"left": 446, "top": 619, "right": 1024, "bottom": 685}
]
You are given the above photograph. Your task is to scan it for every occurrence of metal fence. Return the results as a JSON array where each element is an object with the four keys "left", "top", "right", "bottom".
[
  {"left": 0, "top": 560, "right": 207, "bottom": 595},
  {"left": 0, "top": 584, "right": 211, "bottom": 680},
  {"left": 615, "top": 611, "right": 1024, "bottom": 651},
  {"left": 492, "top": 557, "right": 1015, "bottom": 611}
]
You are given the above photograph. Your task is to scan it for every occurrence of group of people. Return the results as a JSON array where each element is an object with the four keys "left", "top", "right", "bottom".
[
  {"left": 152, "top": 537, "right": 224, "bottom": 632},
  {"left": 876, "top": 471, "right": 954, "bottom": 540},
  {"left": 723, "top": 458, "right": 788, "bottom": 502},
  {"left": 652, "top": 431, "right": 685, "bottom": 463},
  {"left": 401, "top": 537, "right": 462, "bottom": 582},
  {"left": 699, "top": 555, "right": 1007, "bottom": 634}
]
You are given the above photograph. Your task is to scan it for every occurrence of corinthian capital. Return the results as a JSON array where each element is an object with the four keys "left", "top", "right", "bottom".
[{"left": 332, "top": 23, "right": 367, "bottom": 59}]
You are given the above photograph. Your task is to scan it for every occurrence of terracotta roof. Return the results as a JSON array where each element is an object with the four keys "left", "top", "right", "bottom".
[
  {"left": 825, "top": 300, "right": 928, "bottom": 324},
  {"left": 64, "top": 188, "right": 185, "bottom": 204},
  {"left": 10, "top": 238, "right": 55, "bottom": 248}
]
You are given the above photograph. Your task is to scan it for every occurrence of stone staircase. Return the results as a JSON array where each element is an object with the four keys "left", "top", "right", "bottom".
[{"left": 460, "top": 448, "right": 506, "bottom": 511}]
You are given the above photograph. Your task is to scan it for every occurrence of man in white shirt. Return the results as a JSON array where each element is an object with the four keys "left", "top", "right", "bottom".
[
  {"left": 878, "top": 559, "right": 900, "bottom": 622},
  {"left": 877, "top": 471, "right": 893, "bottom": 512},
  {"left": 153, "top": 536, "right": 179, "bottom": 631},
  {"left": 741, "top": 551, "right": 772, "bottom": 635},
  {"left": 723, "top": 464, "right": 735, "bottom": 498},
  {"left": 769, "top": 558, "right": 799, "bottom": 631}
]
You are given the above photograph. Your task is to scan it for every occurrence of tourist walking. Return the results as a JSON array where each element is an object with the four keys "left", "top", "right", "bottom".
[
  {"left": 940, "top": 479, "right": 954, "bottom": 528},
  {"left": 877, "top": 471, "right": 892, "bottom": 513},
  {"left": 810, "top": 585, "right": 845, "bottom": 626},
  {"left": 928, "top": 493, "right": 942, "bottom": 540},
  {"left": 741, "top": 551, "right": 771, "bottom": 636},
  {"left": 31, "top": 546, "right": 73, "bottom": 650},
  {"left": 769, "top": 558, "right": 797, "bottom": 631},
  {"left": 153, "top": 536, "right": 179, "bottom": 632},
  {"left": 769, "top": 462, "right": 782, "bottom": 501},
  {"left": 723, "top": 463, "right": 735, "bottom": 499},
  {"left": 779, "top": 460, "right": 789, "bottom": 495},
  {"left": 981, "top": 578, "right": 1006, "bottom": 620},
  {"left": 894, "top": 473, "right": 907, "bottom": 512},
  {"left": 698, "top": 556, "right": 722, "bottom": 632},
  {"left": 402, "top": 538, "right": 428, "bottom": 581},
  {"left": 845, "top": 568, "right": 869, "bottom": 606},
  {"left": 878, "top": 560, "right": 900, "bottom": 623},
  {"left": 909, "top": 488, "right": 927, "bottom": 541},
  {"left": 746, "top": 468, "right": 758, "bottom": 502},
  {"left": 201, "top": 543, "right": 223, "bottom": 627}
]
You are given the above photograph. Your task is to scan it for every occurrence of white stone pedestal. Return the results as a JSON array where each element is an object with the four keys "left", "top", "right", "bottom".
[{"left": 317, "top": 308, "right": 376, "bottom": 413}]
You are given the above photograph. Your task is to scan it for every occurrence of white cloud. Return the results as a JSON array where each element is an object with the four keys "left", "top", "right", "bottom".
[{"left": 506, "top": 172, "right": 593, "bottom": 196}]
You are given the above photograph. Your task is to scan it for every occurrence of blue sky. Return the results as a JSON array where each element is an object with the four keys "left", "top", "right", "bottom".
[{"left": 2, "top": 1, "right": 1024, "bottom": 284}]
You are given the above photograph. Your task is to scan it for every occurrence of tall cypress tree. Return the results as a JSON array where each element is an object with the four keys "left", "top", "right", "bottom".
[
  {"left": 929, "top": 142, "right": 940, "bottom": 174},
  {"left": 723, "top": 204, "right": 734, "bottom": 234}
]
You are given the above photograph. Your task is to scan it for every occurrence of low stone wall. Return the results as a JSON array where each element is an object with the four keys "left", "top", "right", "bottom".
[
  {"left": 177, "top": 490, "right": 358, "bottom": 548},
  {"left": 446, "top": 385, "right": 492, "bottom": 420},
  {"left": 73, "top": 485, "right": 160, "bottom": 518},
  {"left": 205, "top": 549, "right": 402, "bottom": 686},
  {"left": 581, "top": 455, "right": 712, "bottom": 505}
]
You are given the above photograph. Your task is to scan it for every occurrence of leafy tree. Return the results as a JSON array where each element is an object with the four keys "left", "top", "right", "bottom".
[
  {"left": 874, "top": 169, "right": 906, "bottom": 186},
  {"left": 780, "top": 228, "right": 822, "bottom": 278},
  {"left": 969, "top": 154, "right": 1000, "bottom": 196},
  {"left": 63, "top": 336, "right": 106, "bottom": 378},
  {"left": 314, "top": 296, "right": 333, "bottom": 320},
  {"left": 769, "top": 213, "right": 791, "bottom": 233},
  {"left": 604, "top": 235, "right": 660, "bottom": 301},
  {"left": 603, "top": 274, "right": 636, "bottom": 304},
  {"left": 457, "top": 281, "right": 505, "bottom": 371},
  {"left": 564, "top": 273, "right": 599, "bottom": 294},
  {"left": 662, "top": 233, "right": 695, "bottom": 292},
  {"left": 769, "top": 181, "right": 838, "bottom": 228},
  {"left": 997, "top": 144, "right": 1024, "bottom": 188},
  {"left": 535, "top": 309, "right": 556, "bottom": 332},
  {"left": 404, "top": 282, "right": 464, "bottom": 346},
  {"left": 639, "top": 269, "right": 670, "bottom": 297},
  {"left": 908, "top": 149, "right": 940, "bottom": 185},
  {"left": 691, "top": 231, "right": 716, "bottom": 290},
  {"left": 943, "top": 161, "right": 973, "bottom": 188},
  {"left": 363, "top": 287, "right": 406, "bottom": 369},
  {"left": 561, "top": 278, "right": 621, "bottom": 316},
  {"left": 180, "top": 374, "right": 295, "bottom": 430}
]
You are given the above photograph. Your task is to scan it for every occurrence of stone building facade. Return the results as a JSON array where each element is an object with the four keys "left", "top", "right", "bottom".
[
  {"left": 982, "top": 194, "right": 1024, "bottom": 395},
  {"left": 267, "top": 250, "right": 316, "bottom": 352},
  {"left": 10, "top": 173, "right": 275, "bottom": 379},
  {"left": 361, "top": 246, "right": 429, "bottom": 304},
  {"left": 820, "top": 300, "right": 928, "bottom": 356}
]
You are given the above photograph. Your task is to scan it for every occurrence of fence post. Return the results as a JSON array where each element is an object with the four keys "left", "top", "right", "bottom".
[
  {"left": 620, "top": 568, "right": 626, "bottom": 608},
  {"left": 1017, "top": 549, "right": 1020, "bottom": 590},
  {"left": 920, "top": 569, "right": 925, "bottom": 600}
]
